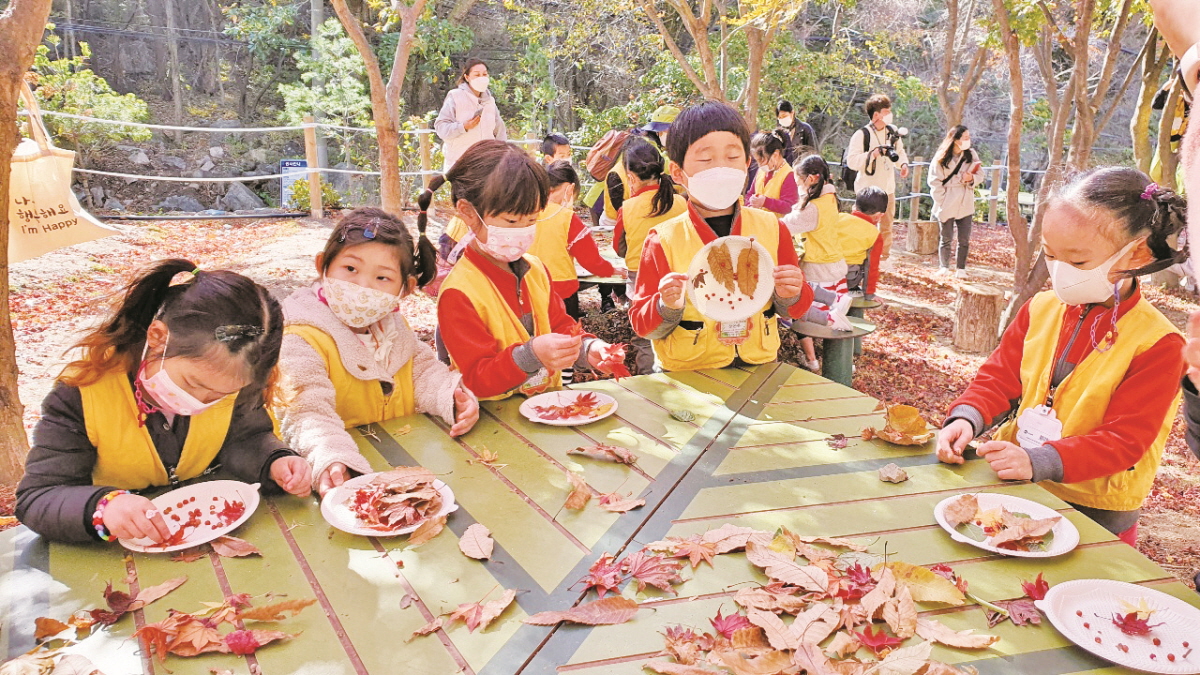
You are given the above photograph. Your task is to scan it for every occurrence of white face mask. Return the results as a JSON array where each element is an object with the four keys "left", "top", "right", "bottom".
[
  {"left": 684, "top": 166, "right": 747, "bottom": 211},
  {"left": 778, "top": 115, "right": 794, "bottom": 128},
  {"left": 469, "top": 75, "right": 490, "bottom": 93},
  {"left": 1048, "top": 239, "right": 1140, "bottom": 306},
  {"left": 138, "top": 334, "right": 223, "bottom": 417},
  {"left": 958, "top": 140, "right": 971, "bottom": 151},
  {"left": 881, "top": 111, "right": 894, "bottom": 126},
  {"left": 321, "top": 276, "right": 400, "bottom": 328}
]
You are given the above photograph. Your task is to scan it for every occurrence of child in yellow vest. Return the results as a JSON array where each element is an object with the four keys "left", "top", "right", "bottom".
[
  {"left": 745, "top": 130, "right": 798, "bottom": 216},
  {"left": 938, "top": 168, "right": 1188, "bottom": 544},
  {"left": 528, "top": 160, "right": 618, "bottom": 319},
  {"left": 16, "top": 261, "right": 311, "bottom": 543},
  {"left": 630, "top": 100, "right": 813, "bottom": 372},
  {"left": 614, "top": 136, "right": 687, "bottom": 374},
  {"left": 277, "top": 208, "right": 480, "bottom": 496},
  {"left": 428, "top": 140, "right": 623, "bottom": 399},
  {"left": 841, "top": 186, "right": 887, "bottom": 297}
]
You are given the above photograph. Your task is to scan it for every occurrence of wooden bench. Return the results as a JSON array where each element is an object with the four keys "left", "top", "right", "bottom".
[{"left": 790, "top": 317, "right": 876, "bottom": 386}]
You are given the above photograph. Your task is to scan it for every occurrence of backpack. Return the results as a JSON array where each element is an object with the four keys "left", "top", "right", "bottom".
[
  {"left": 840, "top": 125, "right": 871, "bottom": 190},
  {"left": 585, "top": 129, "right": 631, "bottom": 181}
]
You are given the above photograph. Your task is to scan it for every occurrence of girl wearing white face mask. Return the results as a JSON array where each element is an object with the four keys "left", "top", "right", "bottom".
[
  {"left": 16, "top": 261, "right": 313, "bottom": 544},
  {"left": 930, "top": 125, "right": 982, "bottom": 278},
  {"left": 430, "top": 141, "right": 623, "bottom": 400},
  {"left": 434, "top": 58, "right": 508, "bottom": 172},
  {"left": 936, "top": 167, "right": 1189, "bottom": 546},
  {"left": 276, "top": 208, "right": 480, "bottom": 497},
  {"left": 629, "top": 100, "right": 814, "bottom": 372}
]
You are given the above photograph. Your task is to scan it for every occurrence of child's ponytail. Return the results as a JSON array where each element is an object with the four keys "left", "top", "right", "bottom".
[
  {"left": 623, "top": 135, "right": 675, "bottom": 218},
  {"left": 652, "top": 173, "right": 676, "bottom": 219},
  {"left": 413, "top": 179, "right": 444, "bottom": 288},
  {"left": 1135, "top": 186, "right": 1189, "bottom": 277},
  {"left": 796, "top": 154, "right": 831, "bottom": 208}
]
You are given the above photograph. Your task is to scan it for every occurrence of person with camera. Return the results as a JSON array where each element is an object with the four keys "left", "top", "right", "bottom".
[{"left": 844, "top": 94, "right": 910, "bottom": 265}]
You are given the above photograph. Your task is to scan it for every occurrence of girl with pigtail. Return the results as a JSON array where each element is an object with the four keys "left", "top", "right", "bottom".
[
  {"left": 424, "top": 140, "right": 624, "bottom": 400},
  {"left": 277, "top": 207, "right": 480, "bottom": 497},
  {"left": 745, "top": 130, "right": 799, "bottom": 216},
  {"left": 938, "top": 167, "right": 1189, "bottom": 545},
  {"left": 17, "top": 261, "right": 311, "bottom": 544}
]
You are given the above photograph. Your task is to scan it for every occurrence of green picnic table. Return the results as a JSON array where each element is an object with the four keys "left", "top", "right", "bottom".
[{"left": 2, "top": 362, "right": 1197, "bottom": 675}]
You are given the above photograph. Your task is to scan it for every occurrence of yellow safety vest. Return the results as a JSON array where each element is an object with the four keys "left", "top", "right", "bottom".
[
  {"left": 995, "top": 291, "right": 1182, "bottom": 511},
  {"left": 621, "top": 188, "right": 688, "bottom": 271},
  {"left": 752, "top": 163, "right": 793, "bottom": 200},
  {"left": 603, "top": 162, "right": 629, "bottom": 220},
  {"left": 652, "top": 205, "right": 782, "bottom": 371},
  {"left": 800, "top": 193, "right": 843, "bottom": 265},
  {"left": 284, "top": 324, "right": 416, "bottom": 428},
  {"left": 78, "top": 369, "right": 235, "bottom": 489},
  {"left": 439, "top": 252, "right": 562, "bottom": 399},
  {"left": 837, "top": 213, "right": 880, "bottom": 265},
  {"left": 527, "top": 204, "right": 577, "bottom": 283}
]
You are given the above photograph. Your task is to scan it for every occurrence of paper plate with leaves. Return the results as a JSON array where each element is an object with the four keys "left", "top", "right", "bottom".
[
  {"left": 519, "top": 390, "right": 618, "bottom": 426},
  {"left": 1036, "top": 579, "right": 1200, "bottom": 674},
  {"left": 120, "top": 480, "right": 260, "bottom": 553},
  {"left": 934, "top": 492, "right": 1079, "bottom": 558},
  {"left": 322, "top": 468, "right": 458, "bottom": 537},
  {"left": 685, "top": 235, "right": 775, "bottom": 323}
]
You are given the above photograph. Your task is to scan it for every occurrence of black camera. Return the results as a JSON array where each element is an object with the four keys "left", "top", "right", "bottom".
[{"left": 879, "top": 126, "right": 909, "bottom": 163}]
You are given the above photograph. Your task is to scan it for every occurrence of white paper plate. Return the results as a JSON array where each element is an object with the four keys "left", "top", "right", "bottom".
[
  {"left": 519, "top": 390, "right": 618, "bottom": 426},
  {"left": 685, "top": 235, "right": 775, "bottom": 323},
  {"left": 1037, "top": 579, "right": 1200, "bottom": 674},
  {"left": 933, "top": 492, "right": 1080, "bottom": 558},
  {"left": 120, "top": 480, "right": 260, "bottom": 553},
  {"left": 321, "top": 473, "right": 458, "bottom": 537}
]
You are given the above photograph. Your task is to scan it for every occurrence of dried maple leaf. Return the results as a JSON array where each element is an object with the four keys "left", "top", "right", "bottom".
[
  {"left": 569, "top": 444, "right": 637, "bottom": 465},
  {"left": 879, "top": 463, "right": 909, "bottom": 483},
  {"left": 929, "top": 563, "right": 969, "bottom": 595},
  {"left": 915, "top": 618, "right": 999, "bottom": 649},
  {"left": 986, "top": 599, "right": 1041, "bottom": 628},
  {"left": 579, "top": 554, "right": 624, "bottom": 598},
  {"left": 451, "top": 589, "right": 519, "bottom": 632},
  {"left": 622, "top": 550, "right": 684, "bottom": 595},
  {"left": 989, "top": 514, "right": 1059, "bottom": 548},
  {"left": 564, "top": 472, "right": 592, "bottom": 510},
  {"left": 34, "top": 617, "right": 70, "bottom": 641},
  {"left": 407, "top": 515, "right": 447, "bottom": 546},
  {"left": 349, "top": 467, "right": 443, "bottom": 531},
  {"left": 236, "top": 598, "right": 317, "bottom": 623},
  {"left": 658, "top": 625, "right": 714, "bottom": 665},
  {"left": 1020, "top": 573, "right": 1049, "bottom": 601},
  {"left": 943, "top": 495, "right": 979, "bottom": 529},
  {"left": 854, "top": 625, "right": 905, "bottom": 657},
  {"left": 211, "top": 536, "right": 261, "bottom": 558},
  {"left": 598, "top": 492, "right": 645, "bottom": 512},
  {"left": 597, "top": 343, "right": 632, "bottom": 380},
  {"left": 710, "top": 607, "right": 753, "bottom": 640},
  {"left": 467, "top": 446, "right": 507, "bottom": 469},
  {"left": 863, "top": 404, "right": 936, "bottom": 446},
  {"left": 458, "top": 523, "right": 494, "bottom": 560},
  {"left": 524, "top": 596, "right": 640, "bottom": 626},
  {"left": 826, "top": 434, "right": 849, "bottom": 449},
  {"left": 672, "top": 539, "right": 719, "bottom": 569},
  {"left": 1110, "top": 611, "right": 1164, "bottom": 636},
  {"left": 533, "top": 392, "right": 608, "bottom": 420},
  {"left": 224, "top": 628, "right": 294, "bottom": 655}
]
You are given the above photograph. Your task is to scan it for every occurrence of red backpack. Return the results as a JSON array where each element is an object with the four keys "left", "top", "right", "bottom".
[{"left": 584, "top": 129, "right": 631, "bottom": 181}]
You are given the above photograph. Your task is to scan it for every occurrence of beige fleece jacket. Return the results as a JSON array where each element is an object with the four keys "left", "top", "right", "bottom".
[{"left": 278, "top": 286, "right": 465, "bottom": 479}]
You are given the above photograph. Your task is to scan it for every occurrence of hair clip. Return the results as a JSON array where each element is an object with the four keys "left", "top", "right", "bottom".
[
  {"left": 191, "top": 268, "right": 201, "bottom": 277},
  {"left": 1140, "top": 183, "right": 1160, "bottom": 201},
  {"left": 215, "top": 325, "right": 264, "bottom": 343},
  {"left": 363, "top": 220, "right": 380, "bottom": 240}
]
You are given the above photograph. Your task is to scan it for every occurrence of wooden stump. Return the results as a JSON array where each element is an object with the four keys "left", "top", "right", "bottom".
[
  {"left": 1149, "top": 268, "right": 1181, "bottom": 289},
  {"left": 905, "top": 220, "right": 938, "bottom": 255},
  {"left": 953, "top": 283, "right": 1005, "bottom": 353}
]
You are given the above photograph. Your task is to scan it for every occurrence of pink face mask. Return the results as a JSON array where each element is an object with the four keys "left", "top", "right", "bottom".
[{"left": 137, "top": 333, "right": 223, "bottom": 417}]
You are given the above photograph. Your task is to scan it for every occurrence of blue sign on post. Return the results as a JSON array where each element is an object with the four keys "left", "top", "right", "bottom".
[{"left": 280, "top": 159, "right": 307, "bottom": 209}]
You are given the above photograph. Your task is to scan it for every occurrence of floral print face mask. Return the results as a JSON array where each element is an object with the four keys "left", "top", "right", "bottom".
[{"left": 320, "top": 276, "right": 400, "bottom": 328}]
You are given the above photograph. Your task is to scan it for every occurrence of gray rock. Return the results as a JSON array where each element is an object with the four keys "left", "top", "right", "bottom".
[
  {"left": 129, "top": 150, "right": 150, "bottom": 165},
  {"left": 208, "top": 119, "right": 243, "bottom": 143},
  {"left": 281, "top": 141, "right": 303, "bottom": 157},
  {"left": 329, "top": 162, "right": 354, "bottom": 194},
  {"left": 209, "top": 146, "right": 225, "bottom": 159},
  {"left": 220, "top": 182, "right": 266, "bottom": 211},
  {"left": 156, "top": 195, "right": 206, "bottom": 213},
  {"left": 257, "top": 163, "right": 274, "bottom": 174},
  {"left": 116, "top": 145, "right": 141, "bottom": 153},
  {"left": 89, "top": 186, "right": 105, "bottom": 203},
  {"left": 200, "top": 158, "right": 215, "bottom": 172},
  {"left": 161, "top": 155, "right": 187, "bottom": 170},
  {"left": 249, "top": 148, "right": 269, "bottom": 164},
  {"left": 104, "top": 198, "right": 124, "bottom": 211}
]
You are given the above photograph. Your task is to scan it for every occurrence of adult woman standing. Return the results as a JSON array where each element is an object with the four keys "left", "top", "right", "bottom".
[
  {"left": 929, "top": 125, "right": 981, "bottom": 279},
  {"left": 435, "top": 58, "right": 508, "bottom": 172}
]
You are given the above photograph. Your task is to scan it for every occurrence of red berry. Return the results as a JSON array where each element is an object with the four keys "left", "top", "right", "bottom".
[
  {"left": 1076, "top": 610, "right": 1083, "bottom": 617},
  {"left": 1169, "top": 654, "right": 1176, "bottom": 662},
  {"left": 1154, "top": 638, "right": 1162, "bottom": 646},
  {"left": 1151, "top": 654, "right": 1157, "bottom": 660},
  {"left": 1096, "top": 637, "right": 1103, "bottom": 644},
  {"left": 1118, "top": 644, "right": 1129, "bottom": 653},
  {"left": 1084, "top": 623, "right": 1090, "bottom": 629},
  {"left": 1185, "top": 642, "right": 1191, "bottom": 648}
]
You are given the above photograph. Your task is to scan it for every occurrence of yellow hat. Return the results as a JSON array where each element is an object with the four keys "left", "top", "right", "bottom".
[{"left": 643, "top": 105, "right": 681, "bottom": 133}]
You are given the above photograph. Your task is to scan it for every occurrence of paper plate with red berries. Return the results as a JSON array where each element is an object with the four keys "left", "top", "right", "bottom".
[
  {"left": 686, "top": 235, "right": 775, "bottom": 323},
  {"left": 519, "top": 389, "right": 618, "bottom": 426},
  {"left": 119, "top": 480, "right": 260, "bottom": 553},
  {"left": 1037, "top": 579, "right": 1200, "bottom": 673},
  {"left": 933, "top": 491, "right": 1079, "bottom": 558}
]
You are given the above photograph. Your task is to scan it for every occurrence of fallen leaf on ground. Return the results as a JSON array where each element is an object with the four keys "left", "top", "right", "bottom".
[
  {"left": 746, "top": 608, "right": 798, "bottom": 651},
  {"left": 863, "top": 404, "right": 936, "bottom": 446},
  {"left": 1020, "top": 573, "right": 1049, "bottom": 601},
  {"left": 598, "top": 492, "right": 645, "bottom": 512},
  {"left": 458, "top": 523, "right": 494, "bottom": 560},
  {"left": 224, "top": 629, "right": 293, "bottom": 655},
  {"left": 869, "top": 640, "right": 934, "bottom": 673},
  {"left": 236, "top": 598, "right": 317, "bottom": 622},
  {"left": 569, "top": 444, "right": 637, "bottom": 465},
  {"left": 883, "top": 584, "right": 918, "bottom": 639},
  {"left": 915, "top": 618, "right": 999, "bottom": 649},
  {"left": 170, "top": 548, "right": 206, "bottom": 563},
  {"left": 524, "top": 596, "right": 640, "bottom": 625},
  {"left": 211, "top": 536, "right": 261, "bottom": 558},
  {"left": 407, "top": 515, "right": 447, "bottom": 547},
  {"left": 711, "top": 647, "right": 793, "bottom": 675},
  {"left": 411, "top": 589, "right": 517, "bottom": 638},
  {"left": 580, "top": 555, "right": 624, "bottom": 598},
  {"left": 622, "top": 550, "right": 684, "bottom": 595},
  {"left": 881, "top": 562, "right": 966, "bottom": 606},
  {"left": 879, "top": 463, "right": 909, "bottom": 483},
  {"left": 986, "top": 599, "right": 1041, "bottom": 628},
  {"left": 564, "top": 472, "right": 592, "bottom": 510},
  {"left": 710, "top": 607, "right": 754, "bottom": 639},
  {"left": 34, "top": 617, "right": 70, "bottom": 641}
]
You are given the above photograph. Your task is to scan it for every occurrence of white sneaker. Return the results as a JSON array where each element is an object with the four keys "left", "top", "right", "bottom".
[
  {"left": 806, "top": 359, "right": 820, "bottom": 372},
  {"left": 938, "top": 266, "right": 950, "bottom": 276},
  {"left": 829, "top": 294, "right": 853, "bottom": 326},
  {"left": 879, "top": 258, "right": 896, "bottom": 272},
  {"left": 954, "top": 268, "right": 969, "bottom": 280}
]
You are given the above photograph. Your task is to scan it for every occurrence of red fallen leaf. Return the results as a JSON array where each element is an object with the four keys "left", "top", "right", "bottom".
[
  {"left": 672, "top": 539, "right": 719, "bottom": 569},
  {"left": 837, "top": 562, "right": 878, "bottom": 600},
  {"left": 523, "top": 596, "right": 640, "bottom": 626},
  {"left": 658, "top": 625, "right": 715, "bottom": 666},
  {"left": 170, "top": 548, "right": 206, "bottom": 563},
  {"left": 826, "top": 434, "right": 849, "bottom": 449},
  {"left": 215, "top": 499, "right": 246, "bottom": 528},
  {"left": 986, "top": 599, "right": 1042, "bottom": 628},
  {"left": 1021, "top": 572, "right": 1049, "bottom": 601},
  {"left": 211, "top": 536, "right": 261, "bottom": 558},
  {"left": 579, "top": 554, "right": 624, "bottom": 598},
  {"left": 930, "top": 562, "right": 970, "bottom": 595},
  {"left": 424, "top": 589, "right": 517, "bottom": 634},
  {"left": 224, "top": 629, "right": 260, "bottom": 655},
  {"left": 854, "top": 625, "right": 905, "bottom": 656},
  {"left": 533, "top": 392, "right": 607, "bottom": 420},
  {"left": 569, "top": 444, "right": 638, "bottom": 465},
  {"left": 566, "top": 322, "right": 585, "bottom": 338},
  {"left": 1111, "top": 612, "right": 1165, "bottom": 636},
  {"left": 709, "top": 607, "right": 752, "bottom": 639},
  {"left": 597, "top": 343, "right": 631, "bottom": 379},
  {"left": 622, "top": 550, "right": 684, "bottom": 595},
  {"left": 564, "top": 472, "right": 592, "bottom": 511}
]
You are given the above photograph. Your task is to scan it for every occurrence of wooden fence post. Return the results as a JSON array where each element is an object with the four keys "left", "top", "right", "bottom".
[
  {"left": 909, "top": 156, "right": 924, "bottom": 221},
  {"left": 303, "top": 115, "right": 323, "bottom": 219},
  {"left": 987, "top": 166, "right": 1002, "bottom": 227},
  {"left": 418, "top": 122, "right": 433, "bottom": 189}
]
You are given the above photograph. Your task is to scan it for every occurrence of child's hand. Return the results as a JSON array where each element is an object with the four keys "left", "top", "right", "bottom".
[
  {"left": 1184, "top": 311, "right": 1200, "bottom": 387},
  {"left": 449, "top": 388, "right": 479, "bottom": 437},
  {"left": 772, "top": 265, "right": 806, "bottom": 299},
  {"left": 103, "top": 493, "right": 172, "bottom": 543},
  {"left": 747, "top": 194, "right": 766, "bottom": 209},
  {"left": 316, "top": 462, "right": 350, "bottom": 497},
  {"left": 271, "top": 455, "right": 313, "bottom": 496},
  {"left": 659, "top": 272, "right": 689, "bottom": 310},
  {"left": 936, "top": 419, "right": 974, "bottom": 464},
  {"left": 531, "top": 333, "right": 582, "bottom": 371},
  {"left": 976, "top": 440, "right": 1033, "bottom": 480}
]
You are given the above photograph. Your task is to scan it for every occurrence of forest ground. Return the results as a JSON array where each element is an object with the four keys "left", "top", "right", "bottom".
[{"left": 1, "top": 211, "right": 1197, "bottom": 589}]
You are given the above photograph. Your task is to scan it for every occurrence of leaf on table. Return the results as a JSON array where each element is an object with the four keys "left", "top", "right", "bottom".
[
  {"left": 170, "top": 547, "right": 206, "bottom": 563},
  {"left": 409, "top": 616, "right": 445, "bottom": 640},
  {"left": 709, "top": 607, "right": 754, "bottom": 639},
  {"left": 880, "top": 562, "right": 966, "bottom": 606},
  {"left": 394, "top": 425, "right": 412, "bottom": 436},
  {"left": 523, "top": 596, "right": 640, "bottom": 626},
  {"left": 914, "top": 663, "right": 981, "bottom": 675},
  {"left": 407, "top": 515, "right": 447, "bottom": 547},
  {"left": 915, "top": 618, "right": 999, "bottom": 649},
  {"left": 701, "top": 524, "right": 765, "bottom": 554},
  {"left": 669, "top": 539, "right": 719, "bottom": 569},
  {"left": 942, "top": 495, "right": 978, "bottom": 529},
  {"left": 882, "top": 585, "right": 918, "bottom": 639},
  {"left": 134, "top": 577, "right": 188, "bottom": 606},
  {"left": 927, "top": 563, "right": 969, "bottom": 596},
  {"left": 580, "top": 554, "right": 625, "bottom": 598},
  {"left": 744, "top": 540, "right": 792, "bottom": 568},
  {"left": 224, "top": 629, "right": 293, "bottom": 655},
  {"left": 878, "top": 463, "right": 909, "bottom": 484},
  {"left": 710, "top": 647, "right": 793, "bottom": 675},
  {"left": 50, "top": 654, "right": 103, "bottom": 675},
  {"left": 793, "top": 643, "right": 836, "bottom": 675},
  {"left": 210, "top": 536, "right": 261, "bottom": 558},
  {"left": 761, "top": 558, "right": 830, "bottom": 593},
  {"left": 746, "top": 608, "right": 799, "bottom": 651},
  {"left": 564, "top": 472, "right": 592, "bottom": 511},
  {"left": 788, "top": 603, "right": 839, "bottom": 645},
  {"left": 34, "top": 617, "right": 70, "bottom": 642},
  {"left": 458, "top": 523, "right": 494, "bottom": 560},
  {"left": 864, "top": 640, "right": 933, "bottom": 675},
  {"left": 569, "top": 444, "right": 638, "bottom": 465},
  {"left": 733, "top": 586, "right": 810, "bottom": 615},
  {"left": 467, "top": 446, "right": 507, "bottom": 469},
  {"left": 236, "top": 598, "right": 317, "bottom": 623},
  {"left": 985, "top": 599, "right": 1041, "bottom": 628},
  {"left": 987, "top": 515, "right": 1059, "bottom": 548},
  {"left": 826, "top": 434, "right": 850, "bottom": 450},
  {"left": 792, "top": 533, "right": 869, "bottom": 552},
  {"left": 861, "top": 566, "right": 898, "bottom": 619},
  {"left": 1020, "top": 572, "right": 1049, "bottom": 601},
  {"left": 825, "top": 631, "right": 862, "bottom": 659},
  {"left": 642, "top": 660, "right": 721, "bottom": 675},
  {"left": 446, "top": 588, "right": 518, "bottom": 633},
  {"left": 0, "top": 652, "right": 57, "bottom": 675},
  {"left": 659, "top": 625, "right": 714, "bottom": 665},
  {"left": 863, "top": 404, "right": 936, "bottom": 446},
  {"left": 622, "top": 550, "right": 684, "bottom": 595},
  {"left": 598, "top": 492, "right": 645, "bottom": 512}
]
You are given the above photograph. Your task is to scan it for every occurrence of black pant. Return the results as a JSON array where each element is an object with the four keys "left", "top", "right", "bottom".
[
  {"left": 939, "top": 216, "right": 973, "bottom": 269},
  {"left": 563, "top": 292, "right": 581, "bottom": 320}
]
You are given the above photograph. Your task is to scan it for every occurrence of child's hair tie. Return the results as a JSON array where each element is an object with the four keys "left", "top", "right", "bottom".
[
  {"left": 191, "top": 267, "right": 201, "bottom": 277},
  {"left": 1140, "top": 183, "right": 1160, "bottom": 201}
]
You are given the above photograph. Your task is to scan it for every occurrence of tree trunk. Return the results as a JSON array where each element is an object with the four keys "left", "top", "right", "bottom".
[
  {"left": 0, "top": 0, "right": 54, "bottom": 488},
  {"left": 953, "top": 283, "right": 1005, "bottom": 353},
  {"left": 992, "top": 0, "right": 1027, "bottom": 328},
  {"left": 1156, "top": 78, "right": 1184, "bottom": 191},
  {"left": 165, "top": 0, "right": 183, "bottom": 143},
  {"left": 905, "top": 220, "right": 938, "bottom": 255},
  {"left": 1132, "top": 32, "right": 1170, "bottom": 174},
  {"left": 743, "top": 25, "right": 765, "bottom": 127}
]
